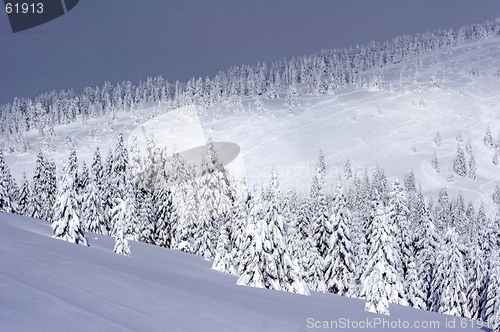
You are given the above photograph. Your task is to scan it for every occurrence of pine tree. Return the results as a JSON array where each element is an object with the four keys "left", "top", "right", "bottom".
[
  {"left": 361, "top": 201, "right": 405, "bottom": 315},
  {"left": 452, "top": 192, "right": 467, "bottom": 236},
  {"left": 111, "top": 198, "right": 132, "bottom": 256},
  {"left": 403, "top": 169, "right": 416, "bottom": 193},
  {"left": 113, "top": 132, "right": 128, "bottom": 201},
  {"left": 137, "top": 187, "right": 154, "bottom": 244},
  {"left": 481, "top": 250, "right": 500, "bottom": 324},
  {"left": 230, "top": 192, "right": 249, "bottom": 272},
  {"left": 102, "top": 148, "right": 115, "bottom": 232},
  {"left": 195, "top": 201, "right": 214, "bottom": 258},
  {"left": 153, "top": 180, "right": 177, "bottom": 248},
  {"left": 212, "top": 211, "right": 236, "bottom": 274},
  {"left": 324, "top": 180, "right": 355, "bottom": 297},
  {"left": 406, "top": 259, "right": 427, "bottom": 309},
  {"left": 485, "top": 126, "right": 494, "bottom": 149},
  {"left": 237, "top": 186, "right": 267, "bottom": 287},
  {"left": 416, "top": 195, "right": 439, "bottom": 310},
  {"left": 311, "top": 184, "right": 331, "bottom": 258},
  {"left": 466, "top": 137, "right": 473, "bottom": 155},
  {"left": 493, "top": 184, "right": 500, "bottom": 205},
  {"left": 453, "top": 143, "right": 467, "bottom": 177},
  {"left": 387, "top": 178, "right": 411, "bottom": 282},
  {"left": 469, "top": 151, "right": 477, "bottom": 180},
  {"left": 17, "top": 172, "right": 30, "bottom": 216},
  {"left": 430, "top": 228, "right": 467, "bottom": 316},
  {"left": 28, "top": 150, "right": 45, "bottom": 219},
  {"left": 435, "top": 187, "right": 451, "bottom": 233},
  {"left": 82, "top": 176, "right": 107, "bottom": 235},
  {"left": 432, "top": 151, "right": 440, "bottom": 173},
  {"left": 0, "top": 150, "right": 16, "bottom": 213},
  {"left": 435, "top": 131, "right": 442, "bottom": 147},
  {"left": 465, "top": 236, "right": 486, "bottom": 320},
  {"left": 316, "top": 149, "right": 326, "bottom": 180},
  {"left": 237, "top": 171, "right": 309, "bottom": 295},
  {"left": 78, "top": 161, "right": 89, "bottom": 197},
  {"left": 301, "top": 235, "right": 326, "bottom": 293},
  {"left": 172, "top": 180, "right": 197, "bottom": 254},
  {"left": 52, "top": 156, "right": 88, "bottom": 246},
  {"left": 343, "top": 158, "right": 352, "bottom": 180}
]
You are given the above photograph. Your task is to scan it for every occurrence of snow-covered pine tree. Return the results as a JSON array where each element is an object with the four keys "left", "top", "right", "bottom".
[
  {"left": 0, "top": 150, "right": 17, "bottom": 213},
  {"left": 387, "top": 178, "right": 411, "bottom": 284},
  {"left": 453, "top": 143, "right": 467, "bottom": 177},
  {"left": 172, "top": 179, "right": 197, "bottom": 254},
  {"left": 469, "top": 151, "right": 477, "bottom": 180},
  {"left": 494, "top": 185, "right": 500, "bottom": 205},
  {"left": 361, "top": 199, "right": 405, "bottom": 315},
  {"left": 406, "top": 259, "right": 427, "bottom": 310},
  {"left": 429, "top": 75, "right": 439, "bottom": 89},
  {"left": 195, "top": 201, "right": 214, "bottom": 258},
  {"left": 82, "top": 172, "right": 107, "bottom": 235},
  {"left": 435, "top": 187, "right": 451, "bottom": 233},
  {"left": 137, "top": 187, "right": 155, "bottom": 244},
  {"left": 466, "top": 137, "right": 473, "bottom": 155},
  {"left": 430, "top": 227, "right": 467, "bottom": 317},
  {"left": 324, "top": 179, "right": 355, "bottom": 297},
  {"left": 28, "top": 150, "right": 45, "bottom": 219},
  {"left": 112, "top": 132, "right": 128, "bottom": 202},
  {"left": 102, "top": 148, "right": 115, "bottom": 232},
  {"left": 435, "top": 131, "right": 442, "bottom": 147},
  {"left": 123, "top": 171, "right": 140, "bottom": 240},
  {"left": 485, "top": 126, "right": 494, "bottom": 149},
  {"left": 230, "top": 191, "right": 250, "bottom": 272},
  {"left": 480, "top": 250, "right": 500, "bottom": 324},
  {"left": 316, "top": 148, "right": 326, "bottom": 180},
  {"left": 452, "top": 192, "right": 467, "bottom": 236},
  {"left": 110, "top": 198, "right": 131, "bottom": 256},
  {"left": 263, "top": 167, "right": 308, "bottom": 294},
  {"left": 153, "top": 178, "right": 177, "bottom": 248},
  {"left": 78, "top": 161, "right": 89, "bottom": 198},
  {"left": 52, "top": 154, "right": 88, "bottom": 246},
  {"left": 465, "top": 233, "right": 487, "bottom": 320},
  {"left": 403, "top": 169, "right": 416, "bottom": 193},
  {"left": 300, "top": 232, "right": 326, "bottom": 293},
  {"left": 343, "top": 158, "right": 352, "bottom": 180},
  {"left": 17, "top": 172, "right": 30, "bottom": 216},
  {"left": 237, "top": 185, "right": 266, "bottom": 286},
  {"left": 432, "top": 151, "right": 440, "bottom": 173},
  {"left": 238, "top": 171, "right": 309, "bottom": 295},
  {"left": 415, "top": 194, "right": 439, "bottom": 310},
  {"left": 311, "top": 181, "right": 332, "bottom": 258},
  {"left": 212, "top": 210, "right": 236, "bottom": 274}
]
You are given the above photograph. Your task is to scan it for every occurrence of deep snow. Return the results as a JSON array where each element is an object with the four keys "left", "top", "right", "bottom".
[{"left": 0, "top": 212, "right": 489, "bottom": 332}]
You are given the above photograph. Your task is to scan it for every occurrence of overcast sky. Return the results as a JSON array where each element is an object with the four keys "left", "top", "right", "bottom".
[{"left": 1, "top": 0, "right": 500, "bottom": 104}]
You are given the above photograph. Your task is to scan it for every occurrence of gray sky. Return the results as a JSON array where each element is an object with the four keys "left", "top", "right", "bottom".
[{"left": 1, "top": 0, "right": 500, "bottom": 105}]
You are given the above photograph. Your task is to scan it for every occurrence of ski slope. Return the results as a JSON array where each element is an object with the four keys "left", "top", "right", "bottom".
[{"left": 0, "top": 212, "right": 487, "bottom": 332}]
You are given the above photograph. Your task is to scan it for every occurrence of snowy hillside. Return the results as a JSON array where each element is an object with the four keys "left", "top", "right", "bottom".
[
  {"left": 0, "top": 212, "right": 488, "bottom": 332},
  {"left": 202, "top": 36, "right": 500, "bottom": 216}
]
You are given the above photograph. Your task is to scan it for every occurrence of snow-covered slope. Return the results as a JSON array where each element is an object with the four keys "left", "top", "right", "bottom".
[
  {"left": 202, "top": 37, "right": 500, "bottom": 215},
  {"left": 3, "top": 37, "right": 499, "bottom": 217},
  {"left": 0, "top": 212, "right": 486, "bottom": 332}
]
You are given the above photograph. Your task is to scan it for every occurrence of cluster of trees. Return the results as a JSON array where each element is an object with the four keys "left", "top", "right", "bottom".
[
  {"left": 2, "top": 17, "right": 500, "bottom": 150},
  {"left": 431, "top": 127, "right": 500, "bottom": 185},
  {"left": 1, "top": 141, "right": 499, "bottom": 323}
]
